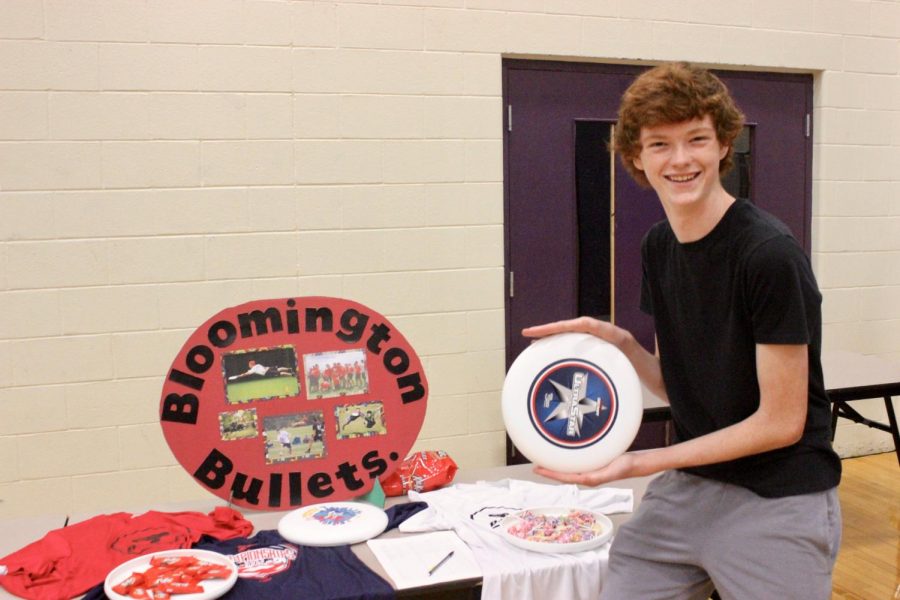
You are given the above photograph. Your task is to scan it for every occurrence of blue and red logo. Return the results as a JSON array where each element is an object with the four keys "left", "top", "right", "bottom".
[
  {"left": 304, "top": 505, "right": 360, "bottom": 526},
  {"left": 527, "top": 359, "right": 618, "bottom": 448},
  {"left": 231, "top": 543, "right": 298, "bottom": 581}
]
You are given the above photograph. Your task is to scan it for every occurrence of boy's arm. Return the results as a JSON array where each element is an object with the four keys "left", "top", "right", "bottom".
[{"left": 535, "top": 342, "right": 809, "bottom": 485}]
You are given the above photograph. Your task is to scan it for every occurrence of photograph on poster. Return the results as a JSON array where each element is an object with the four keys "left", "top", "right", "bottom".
[
  {"left": 335, "top": 401, "right": 386, "bottom": 440},
  {"left": 218, "top": 408, "right": 259, "bottom": 441},
  {"left": 222, "top": 345, "right": 301, "bottom": 404},
  {"left": 263, "top": 411, "right": 327, "bottom": 464},
  {"left": 303, "top": 349, "right": 369, "bottom": 400}
]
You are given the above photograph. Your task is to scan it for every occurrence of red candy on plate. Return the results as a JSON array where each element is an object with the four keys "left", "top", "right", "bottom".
[{"left": 111, "top": 554, "right": 232, "bottom": 598}]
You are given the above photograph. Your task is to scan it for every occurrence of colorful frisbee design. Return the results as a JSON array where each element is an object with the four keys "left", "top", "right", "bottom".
[
  {"left": 502, "top": 333, "right": 642, "bottom": 473},
  {"left": 277, "top": 501, "right": 388, "bottom": 546}
]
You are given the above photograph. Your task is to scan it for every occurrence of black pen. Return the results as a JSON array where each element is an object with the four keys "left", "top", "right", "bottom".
[{"left": 427, "top": 550, "right": 454, "bottom": 576}]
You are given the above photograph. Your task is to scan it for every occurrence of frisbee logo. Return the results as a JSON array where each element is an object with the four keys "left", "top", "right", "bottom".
[
  {"left": 304, "top": 504, "right": 360, "bottom": 526},
  {"left": 527, "top": 359, "right": 618, "bottom": 449}
]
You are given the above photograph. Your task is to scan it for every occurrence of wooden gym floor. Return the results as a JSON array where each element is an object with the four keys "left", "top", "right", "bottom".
[{"left": 831, "top": 451, "right": 899, "bottom": 599}]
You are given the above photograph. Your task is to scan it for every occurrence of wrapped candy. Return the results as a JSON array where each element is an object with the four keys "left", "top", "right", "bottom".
[
  {"left": 506, "top": 509, "right": 603, "bottom": 544},
  {"left": 380, "top": 450, "right": 458, "bottom": 497},
  {"left": 110, "top": 556, "right": 230, "bottom": 599}
]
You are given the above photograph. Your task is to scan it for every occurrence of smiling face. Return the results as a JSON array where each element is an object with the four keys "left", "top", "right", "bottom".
[{"left": 633, "top": 114, "right": 730, "bottom": 214}]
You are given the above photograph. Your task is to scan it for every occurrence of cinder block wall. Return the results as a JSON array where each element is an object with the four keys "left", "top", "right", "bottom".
[{"left": 1, "top": 0, "right": 897, "bottom": 517}]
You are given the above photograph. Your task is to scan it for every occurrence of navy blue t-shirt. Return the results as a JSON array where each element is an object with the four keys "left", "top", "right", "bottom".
[
  {"left": 83, "top": 530, "right": 393, "bottom": 600},
  {"left": 194, "top": 530, "right": 393, "bottom": 600},
  {"left": 82, "top": 503, "right": 429, "bottom": 600}
]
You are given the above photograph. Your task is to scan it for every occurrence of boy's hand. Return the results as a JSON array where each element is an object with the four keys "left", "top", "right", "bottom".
[
  {"left": 533, "top": 452, "right": 641, "bottom": 487},
  {"left": 522, "top": 316, "right": 630, "bottom": 350}
]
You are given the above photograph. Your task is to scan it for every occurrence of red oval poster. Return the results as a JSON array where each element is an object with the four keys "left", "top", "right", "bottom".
[{"left": 160, "top": 297, "right": 428, "bottom": 511}]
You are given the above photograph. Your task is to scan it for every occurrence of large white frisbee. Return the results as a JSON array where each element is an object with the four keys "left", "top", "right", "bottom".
[
  {"left": 502, "top": 332, "right": 642, "bottom": 473},
  {"left": 277, "top": 501, "right": 388, "bottom": 546}
]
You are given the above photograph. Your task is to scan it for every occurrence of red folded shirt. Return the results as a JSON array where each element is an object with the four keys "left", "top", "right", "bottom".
[{"left": 0, "top": 507, "right": 252, "bottom": 600}]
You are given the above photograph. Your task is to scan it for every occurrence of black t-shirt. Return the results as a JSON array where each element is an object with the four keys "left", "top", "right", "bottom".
[{"left": 640, "top": 199, "right": 841, "bottom": 497}]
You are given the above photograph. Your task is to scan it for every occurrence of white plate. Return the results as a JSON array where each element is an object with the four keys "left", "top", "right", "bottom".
[
  {"left": 502, "top": 332, "right": 642, "bottom": 473},
  {"left": 278, "top": 501, "right": 388, "bottom": 546},
  {"left": 104, "top": 549, "right": 237, "bottom": 600},
  {"left": 497, "top": 506, "right": 613, "bottom": 554}
]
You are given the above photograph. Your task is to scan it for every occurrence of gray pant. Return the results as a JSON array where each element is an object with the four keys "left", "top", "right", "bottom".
[{"left": 599, "top": 470, "right": 841, "bottom": 600}]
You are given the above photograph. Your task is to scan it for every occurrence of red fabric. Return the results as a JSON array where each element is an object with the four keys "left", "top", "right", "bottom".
[{"left": 0, "top": 508, "right": 252, "bottom": 600}]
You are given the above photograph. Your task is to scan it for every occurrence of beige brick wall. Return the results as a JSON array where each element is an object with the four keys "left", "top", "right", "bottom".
[{"left": 1, "top": 0, "right": 898, "bottom": 517}]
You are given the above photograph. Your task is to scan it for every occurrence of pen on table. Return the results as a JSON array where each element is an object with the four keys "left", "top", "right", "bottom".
[{"left": 427, "top": 550, "right": 455, "bottom": 576}]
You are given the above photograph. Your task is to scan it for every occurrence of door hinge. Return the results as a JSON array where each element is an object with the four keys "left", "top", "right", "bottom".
[
  {"left": 805, "top": 113, "right": 811, "bottom": 138},
  {"left": 509, "top": 271, "right": 515, "bottom": 298},
  {"left": 507, "top": 105, "right": 512, "bottom": 132}
]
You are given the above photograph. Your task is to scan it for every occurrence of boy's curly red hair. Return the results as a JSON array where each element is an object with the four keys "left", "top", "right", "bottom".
[{"left": 613, "top": 62, "right": 745, "bottom": 187}]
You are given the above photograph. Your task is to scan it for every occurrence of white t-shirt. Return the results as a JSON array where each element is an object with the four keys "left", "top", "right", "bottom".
[{"left": 401, "top": 479, "right": 633, "bottom": 600}]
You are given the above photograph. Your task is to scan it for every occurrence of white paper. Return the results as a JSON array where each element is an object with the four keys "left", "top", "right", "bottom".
[{"left": 366, "top": 530, "right": 482, "bottom": 589}]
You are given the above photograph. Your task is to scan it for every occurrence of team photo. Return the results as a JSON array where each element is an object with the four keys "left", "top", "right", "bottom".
[
  {"left": 303, "top": 349, "right": 369, "bottom": 400},
  {"left": 334, "top": 401, "right": 386, "bottom": 440},
  {"left": 262, "top": 411, "right": 327, "bottom": 464},
  {"left": 218, "top": 408, "right": 259, "bottom": 441},
  {"left": 223, "top": 345, "right": 301, "bottom": 404}
]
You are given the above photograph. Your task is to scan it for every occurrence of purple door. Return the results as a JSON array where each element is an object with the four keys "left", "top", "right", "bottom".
[
  {"left": 504, "top": 60, "right": 813, "bottom": 463},
  {"left": 505, "top": 63, "right": 641, "bottom": 364}
]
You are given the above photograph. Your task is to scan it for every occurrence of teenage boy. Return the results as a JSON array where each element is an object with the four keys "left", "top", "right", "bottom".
[{"left": 524, "top": 62, "right": 841, "bottom": 599}]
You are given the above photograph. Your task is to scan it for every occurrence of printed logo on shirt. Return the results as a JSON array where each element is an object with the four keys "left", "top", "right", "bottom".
[
  {"left": 230, "top": 543, "right": 298, "bottom": 581},
  {"left": 526, "top": 359, "right": 619, "bottom": 449},
  {"left": 470, "top": 506, "right": 522, "bottom": 530},
  {"left": 110, "top": 527, "right": 191, "bottom": 556}
]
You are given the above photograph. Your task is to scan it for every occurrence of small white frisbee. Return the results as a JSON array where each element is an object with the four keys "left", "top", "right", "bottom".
[
  {"left": 277, "top": 501, "right": 388, "bottom": 546},
  {"left": 502, "top": 332, "right": 642, "bottom": 473}
]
